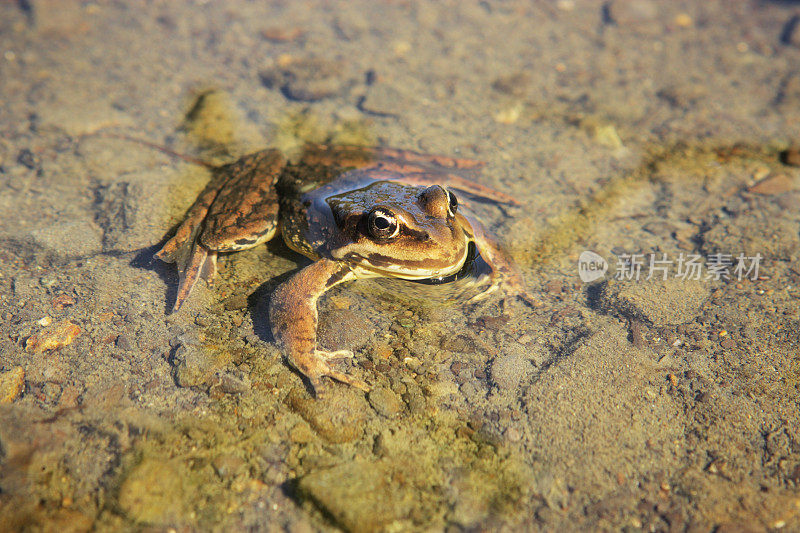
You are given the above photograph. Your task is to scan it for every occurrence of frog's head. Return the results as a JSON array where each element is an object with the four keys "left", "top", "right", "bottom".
[{"left": 327, "top": 182, "right": 474, "bottom": 279}]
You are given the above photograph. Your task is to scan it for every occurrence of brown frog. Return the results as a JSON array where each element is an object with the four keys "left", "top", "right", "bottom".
[{"left": 157, "top": 144, "right": 528, "bottom": 395}]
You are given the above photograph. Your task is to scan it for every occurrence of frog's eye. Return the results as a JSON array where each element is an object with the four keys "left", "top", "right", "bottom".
[
  {"left": 366, "top": 208, "right": 400, "bottom": 239},
  {"left": 447, "top": 190, "right": 458, "bottom": 216}
]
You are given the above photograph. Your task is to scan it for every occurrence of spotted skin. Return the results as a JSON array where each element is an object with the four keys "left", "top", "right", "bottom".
[
  {"left": 156, "top": 149, "right": 284, "bottom": 311},
  {"left": 157, "top": 144, "right": 528, "bottom": 396}
]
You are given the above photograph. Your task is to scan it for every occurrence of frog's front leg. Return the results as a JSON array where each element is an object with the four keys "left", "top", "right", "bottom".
[{"left": 268, "top": 259, "right": 369, "bottom": 396}]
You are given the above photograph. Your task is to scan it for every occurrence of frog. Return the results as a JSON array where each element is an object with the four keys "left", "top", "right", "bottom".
[{"left": 156, "top": 143, "right": 529, "bottom": 395}]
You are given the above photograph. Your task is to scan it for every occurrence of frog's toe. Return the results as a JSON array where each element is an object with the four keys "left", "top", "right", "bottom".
[
  {"left": 318, "top": 349, "right": 355, "bottom": 360},
  {"left": 307, "top": 368, "right": 369, "bottom": 398},
  {"left": 298, "top": 352, "right": 369, "bottom": 397},
  {"left": 467, "top": 281, "right": 500, "bottom": 304},
  {"left": 324, "top": 369, "right": 370, "bottom": 392}
]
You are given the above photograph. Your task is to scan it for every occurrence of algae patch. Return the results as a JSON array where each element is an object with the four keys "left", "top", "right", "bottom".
[{"left": 523, "top": 142, "right": 790, "bottom": 266}]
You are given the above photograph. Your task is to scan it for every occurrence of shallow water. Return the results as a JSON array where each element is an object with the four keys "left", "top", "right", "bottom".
[{"left": 1, "top": 1, "right": 799, "bottom": 531}]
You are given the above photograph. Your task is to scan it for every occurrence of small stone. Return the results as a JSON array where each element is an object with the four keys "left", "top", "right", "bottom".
[
  {"left": 720, "top": 338, "right": 737, "bottom": 349},
  {"left": 657, "top": 82, "right": 708, "bottom": 109},
  {"left": 297, "top": 460, "right": 411, "bottom": 533},
  {"left": 17, "top": 148, "right": 39, "bottom": 170},
  {"left": 591, "top": 123, "right": 624, "bottom": 149},
  {"left": 494, "top": 103, "right": 523, "bottom": 125},
  {"left": 367, "top": 387, "right": 402, "bottom": 417},
  {"left": 260, "top": 26, "right": 305, "bottom": 42},
  {"left": 25, "top": 320, "right": 81, "bottom": 353},
  {"left": 212, "top": 453, "right": 246, "bottom": 479},
  {"left": 289, "top": 422, "right": 315, "bottom": 444},
  {"left": 442, "top": 335, "right": 472, "bottom": 353},
  {"left": 223, "top": 294, "right": 248, "bottom": 311},
  {"left": 173, "top": 342, "right": 229, "bottom": 388},
  {"left": 372, "top": 342, "right": 393, "bottom": 360},
  {"left": 116, "top": 334, "right": 133, "bottom": 351},
  {"left": 50, "top": 294, "right": 76, "bottom": 309},
  {"left": 747, "top": 173, "right": 795, "bottom": 195},
  {"left": 491, "top": 72, "right": 531, "bottom": 97},
  {"left": 0, "top": 367, "right": 25, "bottom": 404},
  {"left": 544, "top": 280, "right": 564, "bottom": 294},
  {"left": 286, "top": 386, "right": 368, "bottom": 443},
  {"left": 505, "top": 427, "right": 522, "bottom": 442},
  {"left": 42, "top": 382, "right": 62, "bottom": 403},
  {"left": 58, "top": 385, "right": 81, "bottom": 408},
  {"left": 674, "top": 13, "right": 693, "bottom": 28},
  {"left": 402, "top": 390, "right": 425, "bottom": 412},
  {"left": 217, "top": 373, "right": 251, "bottom": 394},
  {"left": 260, "top": 56, "right": 350, "bottom": 102},
  {"left": 117, "top": 458, "right": 188, "bottom": 525},
  {"left": 781, "top": 147, "right": 800, "bottom": 167}
]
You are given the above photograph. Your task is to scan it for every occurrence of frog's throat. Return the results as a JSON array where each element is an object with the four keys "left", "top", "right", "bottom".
[{"left": 343, "top": 236, "right": 473, "bottom": 281}]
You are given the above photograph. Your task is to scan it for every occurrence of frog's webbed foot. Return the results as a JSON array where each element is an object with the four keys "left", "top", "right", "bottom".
[
  {"left": 171, "top": 244, "right": 218, "bottom": 312},
  {"left": 293, "top": 350, "right": 370, "bottom": 398},
  {"left": 466, "top": 275, "right": 501, "bottom": 304},
  {"left": 156, "top": 217, "right": 220, "bottom": 313}
]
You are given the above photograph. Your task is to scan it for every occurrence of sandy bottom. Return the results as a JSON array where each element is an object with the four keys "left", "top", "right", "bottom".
[{"left": 0, "top": 1, "right": 799, "bottom": 531}]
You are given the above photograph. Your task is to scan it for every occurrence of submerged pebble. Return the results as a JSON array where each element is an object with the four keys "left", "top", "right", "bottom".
[
  {"left": 367, "top": 387, "right": 402, "bottom": 417},
  {"left": 0, "top": 367, "right": 25, "bottom": 404},
  {"left": 748, "top": 173, "right": 794, "bottom": 195},
  {"left": 286, "top": 387, "right": 368, "bottom": 443},
  {"left": 297, "top": 460, "right": 409, "bottom": 533},
  {"left": 25, "top": 319, "right": 81, "bottom": 353},
  {"left": 260, "top": 56, "right": 350, "bottom": 102}
]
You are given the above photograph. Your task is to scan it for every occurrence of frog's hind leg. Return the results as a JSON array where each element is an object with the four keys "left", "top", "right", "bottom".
[
  {"left": 369, "top": 146, "right": 486, "bottom": 170},
  {"left": 160, "top": 150, "right": 285, "bottom": 311},
  {"left": 197, "top": 150, "right": 284, "bottom": 252},
  {"left": 391, "top": 173, "right": 520, "bottom": 206},
  {"left": 368, "top": 149, "right": 518, "bottom": 206},
  {"left": 155, "top": 173, "right": 225, "bottom": 264},
  {"left": 463, "top": 214, "right": 536, "bottom": 307},
  {"left": 170, "top": 243, "right": 217, "bottom": 312}
]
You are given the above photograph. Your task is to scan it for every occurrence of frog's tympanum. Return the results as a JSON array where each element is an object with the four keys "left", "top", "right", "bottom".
[{"left": 157, "top": 144, "right": 528, "bottom": 395}]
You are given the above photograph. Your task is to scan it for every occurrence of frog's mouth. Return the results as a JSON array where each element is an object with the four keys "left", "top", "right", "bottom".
[
  {"left": 343, "top": 238, "right": 474, "bottom": 281},
  {"left": 413, "top": 241, "right": 477, "bottom": 285}
]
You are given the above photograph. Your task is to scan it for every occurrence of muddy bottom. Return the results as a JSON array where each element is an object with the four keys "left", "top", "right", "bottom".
[{"left": 1, "top": 1, "right": 799, "bottom": 531}]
